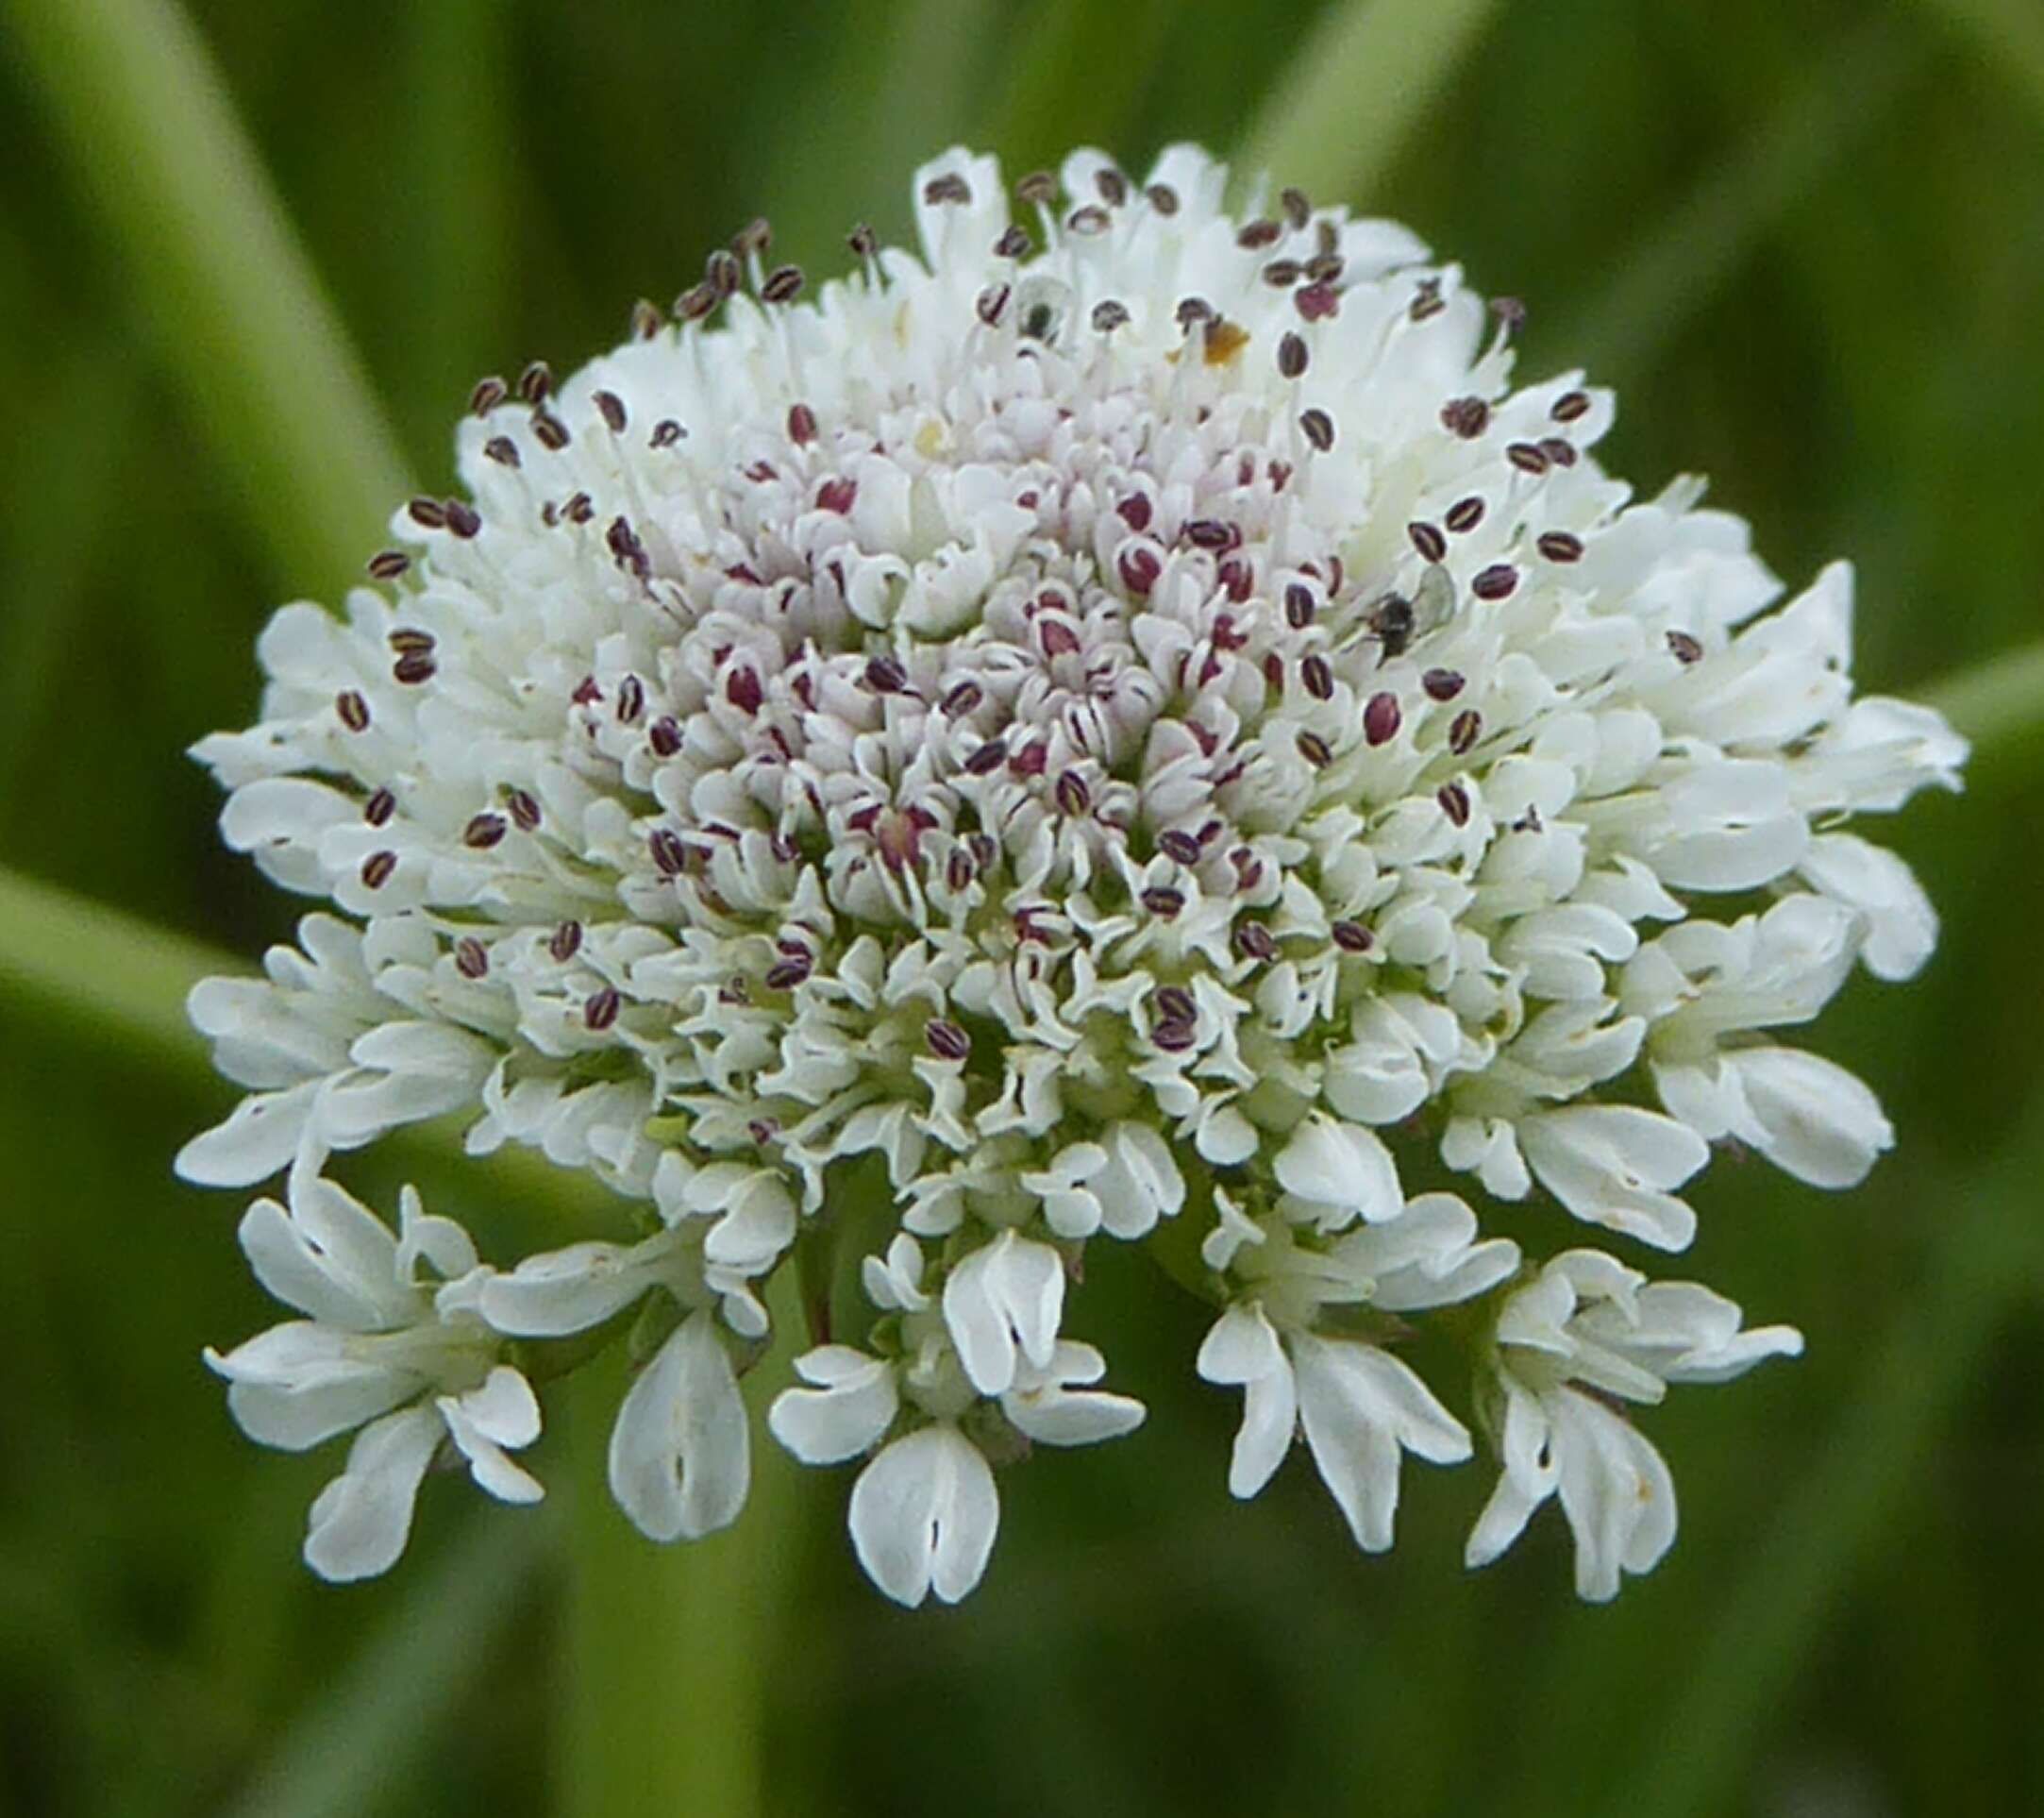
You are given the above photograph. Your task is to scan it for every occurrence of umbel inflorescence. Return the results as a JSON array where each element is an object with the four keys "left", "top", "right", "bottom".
[{"left": 185, "top": 145, "right": 1964, "bottom": 1604}]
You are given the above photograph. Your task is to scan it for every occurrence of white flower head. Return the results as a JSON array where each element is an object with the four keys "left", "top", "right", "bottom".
[{"left": 186, "top": 143, "right": 1955, "bottom": 1602}]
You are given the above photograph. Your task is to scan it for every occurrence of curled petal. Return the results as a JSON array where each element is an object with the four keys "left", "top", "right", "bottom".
[
  {"left": 942, "top": 1230, "right": 1064, "bottom": 1396},
  {"left": 770, "top": 1347, "right": 899, "bottom": 1464},
  {"left": 304, "top": 1406, "right": 443, "bottom": 1582}
]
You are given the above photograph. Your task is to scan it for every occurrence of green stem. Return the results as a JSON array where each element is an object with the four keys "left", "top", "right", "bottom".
[
  {"left": 1925, "top": 637, "right": 2044, "bottom": 765},
  {"left": 0, "top": 862, "right": 620, "bottom": 1231},
  {"left": 558, "top": 1271, "right": 803, "bottom": 1818},
  {"left": 3, "top": 0, "right": 411, "bottom": 594},
  {"left": 1232, "top": 0, "right": 1502, "bottom": 203},
  {"left": 0, "top": 865, "right": 226, "bottom": 1065}
]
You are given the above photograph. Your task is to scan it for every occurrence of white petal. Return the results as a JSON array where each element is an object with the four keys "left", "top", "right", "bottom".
[
  {"left": 208, "top": 1323, "right": 415, "bottom": 1450},
  {"left": 1465, "top": 1378, "right": 1557, "bottom": 1570},
  {"left": 1094, "top": 1121, "right": 1184, "bottom": 1238},
  {"left": 1520, "top": 1106, "right": 1707, "bottom": 1251},
  {"left": 1227, "top": 1363, "right": 1298, "bottom": 1500},
  {"left": 1002, "top": 1383, "right": 1147, "bottom": 1447},
  {"left": 1732, "top": 1047, "right": 1893, "bottom": 1189},
  {"left": 769, "top": 1348, "right": 898, "bottom": 1464},
  {"left": 941, "top": 1231, "right": 1064, "bottom": 1397},
  {"left": 1800, "top": 833, "right": 1938, "bottom": 981},
  {"left": 1195, "top": 1301, "right": 1285, "bottom": 1386},
  {"left": 479, "top": 1237, "right": 662, "bottom": 1336},
  {"left": 848, "top": 1425, "right": 999, "bottom": 1608},
  {"left": 1274, "top": 1115, "right": 1402, "bottom": 1224},
  {"left": 1292, "top": 1338, "right": 1469, "bottom": 1553},
  {"left": 607, "top": 1313, "right": 749, "bottom": 1542},
  {"left": 303, "top": 1406, "right": 443, "bottom": 1582},
  {"left": 441, "top": 1368, "right": 545, "bottom": 1505},
  {"left": 235, "top": 1192, "right": 396, "bottom": 1329},
  {"left": 176, "top": 1083, "right": 322, "bottom": 1187},
  {"left": 1550, "top": 1389, "right": 1677, "bottom": 1602}
]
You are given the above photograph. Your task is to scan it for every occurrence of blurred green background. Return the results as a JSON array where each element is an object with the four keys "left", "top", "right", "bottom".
[{"left": 2, "top": 0, "right": 2041, "bottom": 1813}]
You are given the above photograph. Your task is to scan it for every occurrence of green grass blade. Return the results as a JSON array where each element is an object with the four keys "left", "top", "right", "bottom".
[
  {"left": 221, "top": 1518, "right": 551, "bottom": 1818},
  {"left": 1233, "top": 0, "right": 1501, "bottom": 204},
  {"left": 982, "top": 0, "right": 1177, "bottom": 175},
  {"left": 0, "top": 863, "right": 620, "bottom": 1231},
  {"left": 754, "top": 0, "right": 1007, "bottom": 259},
  {"left": 0, "top": 865, "right": 227, "bottom": 1064},
  {"left": 1603, "top": 1101, "right": 2044, "bottom": 1818},
  {"left": 397, "top": 0, "right": 512, "bottom": 430},
  {"left": 1926, "top": 638, "right": 2044, "bottom": 770},
  {"left": 3, "top": 0, "right": 412, "bottom": 594},
  {"left": 1562, "top": 15, "right": 1922, "bottom": 379}
]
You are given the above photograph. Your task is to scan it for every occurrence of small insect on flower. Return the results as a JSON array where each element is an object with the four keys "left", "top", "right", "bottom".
[{"left": 183, "top": 143, "right": 1963, "bottom": 1608}]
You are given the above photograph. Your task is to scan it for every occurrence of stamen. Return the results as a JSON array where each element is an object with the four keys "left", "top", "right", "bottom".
[
  {"left": 1364, "top": 693, "right": 1402, "bottom": 747},
  {"left": 1440, "top": 396, "right": 1491, "bottom": 440},
  {"left": 1408, "top": 521, "right": 1448, "bottom": 563}
]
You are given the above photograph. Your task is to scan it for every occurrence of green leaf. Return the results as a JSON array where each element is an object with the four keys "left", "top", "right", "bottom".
[
  {"left": 1560, "top": 16, "right": 1924, "bottom": 379},
  {"left": 1232, "top": 0, "right": 1501, "bottom": 204},
  {"left": 3, "top": 0, "right": 412, "bottom": 595},
  {"left": 220, "top": 1517, "right": 550, "bottom": 1818}
]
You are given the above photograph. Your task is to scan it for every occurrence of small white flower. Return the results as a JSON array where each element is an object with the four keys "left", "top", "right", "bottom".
[
  {"left": 204, "top": 1174, "right": 542, "bottom": 1580},
  {"left": 1198, "top": 1192, "right": 1516, "bottom": 1550},
  {"left": 773, "top": 1237, "right": 1143, "bottom": 1605},
  {"left": 1465, "top": 1250, "right": 1802, "bottom": 1600}
]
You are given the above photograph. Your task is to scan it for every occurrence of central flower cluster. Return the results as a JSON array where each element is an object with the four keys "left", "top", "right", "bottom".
[{"left": 188, "top": 145, "right": 1962, "bottom": 1605}]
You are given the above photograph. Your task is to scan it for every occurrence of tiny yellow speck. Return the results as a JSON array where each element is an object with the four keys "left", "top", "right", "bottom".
[{"left": 1203, "top": 319, "right": 1249, "bottom": 365}]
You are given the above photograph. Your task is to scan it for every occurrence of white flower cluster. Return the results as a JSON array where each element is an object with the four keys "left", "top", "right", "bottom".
[{"left": 187, "top": 145, "right": 1962, "bottom": 1602}]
